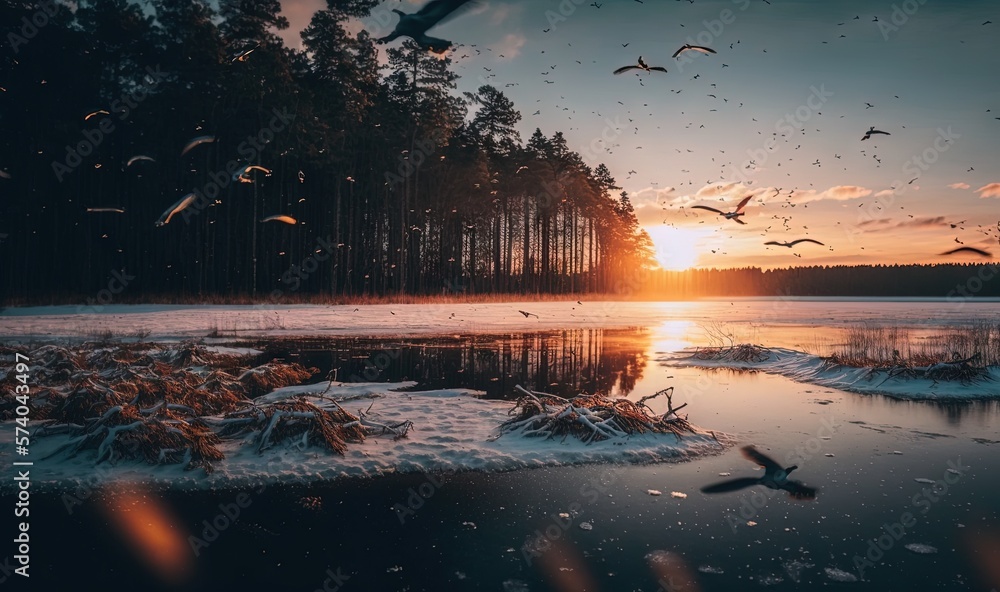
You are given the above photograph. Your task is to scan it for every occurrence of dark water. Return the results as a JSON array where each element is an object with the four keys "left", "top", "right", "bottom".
[{"left": 5, "top": 329, "right": 1000, "bottom": 591}]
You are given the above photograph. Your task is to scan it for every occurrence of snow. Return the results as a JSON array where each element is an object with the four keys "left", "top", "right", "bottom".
[
  {"left": 659, "top": 348, "right": 1000, "bottom": 400},
  {"left": 824, "top": 567, "right": 858, "bottom": 582},
  {"left": 904, "top": 543, "right": 938, "bottom": 554},
  {"left": 0, "top": 380, "right": 730, "bottom": 491}
]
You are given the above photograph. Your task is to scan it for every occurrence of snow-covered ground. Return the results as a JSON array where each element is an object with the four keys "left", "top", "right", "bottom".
[
  {"left": 659, "top": 348, "right": 1000, "bottom": 400},
  {"left": 1, "top": 380, "right": 730, "bottom": 491}
]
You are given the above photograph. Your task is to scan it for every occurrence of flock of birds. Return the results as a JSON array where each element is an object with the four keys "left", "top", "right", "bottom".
[
  {"left": 82, "top": 134, "right": 299, "bottom": 228},
  {"left": 375, "top": 0, "right": 998, "bottom": 262}
]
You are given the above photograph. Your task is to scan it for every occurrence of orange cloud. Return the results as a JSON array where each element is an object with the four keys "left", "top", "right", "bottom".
[
  {"left": 949, "top": 182, "right": 971, "bottom": 190},
  {"left": 977, "top": 183, "right": 1000, "bottom": 198},
  {"left": 823, "top": 185, "right": 872, "bottom": 200}
]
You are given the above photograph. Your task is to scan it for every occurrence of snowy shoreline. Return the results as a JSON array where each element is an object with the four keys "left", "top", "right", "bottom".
[
  {"left": 658, "top": 348, "right": 1000, "bottom": 400},
  {"left": 1, "top": 382, "right": 731, "bottom": 491},
  {"left": 0, "top": 342, "right": 732, "bottom": 491}
]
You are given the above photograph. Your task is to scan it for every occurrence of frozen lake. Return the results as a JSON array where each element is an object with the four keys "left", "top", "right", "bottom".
[{"left": 2, "top": 299, "right": 999, "bottom": 590}]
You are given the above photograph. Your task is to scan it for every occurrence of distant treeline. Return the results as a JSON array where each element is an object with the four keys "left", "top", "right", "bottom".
[{"left": 643, "top": 264, "right": 1000, "bottom": 299}]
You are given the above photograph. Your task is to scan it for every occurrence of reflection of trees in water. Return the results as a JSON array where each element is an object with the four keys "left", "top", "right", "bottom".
[{"left": 281, "top": 329, "right": 650, "bottom": 400}]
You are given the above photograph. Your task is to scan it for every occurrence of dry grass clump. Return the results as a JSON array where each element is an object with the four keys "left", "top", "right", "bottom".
[
  {"left": 7, "top": 341, "right": 418, "bottom": 473},
  {"left": 500, "top": 385, "right": 700, "bottom": 443},
  {"left": 826, "top": 323, "right": 996, "bottom": 383},
  {"left": 8, "top": 342, "right": 338, "bottom": 472},
  {"left": 238, "top": 362, "right": 317, "bottom": 397},
  {"left": 693, "top": 343, "right": 771, "bottom": 363}
]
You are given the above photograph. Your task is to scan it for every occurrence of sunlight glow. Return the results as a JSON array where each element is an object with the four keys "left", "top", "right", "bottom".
[{"left": 645, "top": 225, "right": 704, "bottom": 271}]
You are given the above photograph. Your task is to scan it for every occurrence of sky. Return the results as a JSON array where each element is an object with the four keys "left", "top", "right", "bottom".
[{"left": 277, "top": 0, "right": 1000, "bottom": 270}]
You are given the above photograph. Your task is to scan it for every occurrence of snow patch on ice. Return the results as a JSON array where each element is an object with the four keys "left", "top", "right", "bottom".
[
  {"left": 659, "top": 348, "right": 1000, "bottom": 400},
  {"left": 0, "top": 381, "right": 731, "bottom": 491}
]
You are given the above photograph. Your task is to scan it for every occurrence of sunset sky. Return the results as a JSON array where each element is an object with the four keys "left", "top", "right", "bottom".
[{"left": 279, "top": 0, "right": 999, "bottom": 270}]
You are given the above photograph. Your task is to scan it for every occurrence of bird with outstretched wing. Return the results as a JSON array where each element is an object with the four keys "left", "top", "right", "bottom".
[
  {"left": 701, "top": 445, "right": 818, "bottom": 501},
  {"left": 376, "top": 0, "right": 481, "bottom": 54}
]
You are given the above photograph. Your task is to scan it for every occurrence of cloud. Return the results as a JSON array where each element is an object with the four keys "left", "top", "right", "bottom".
[
  {"left": 631, "top": 186, "right": 676, "bottom": 206},
  {"left": 949, "top": 182, "right": 970, "bottom": 190},
  {"left": 977, "top": 183, "right": 1000, "bottom": 198},
  {"left": 874, "top": 189, "right": 895, "bottom": 198},
  {"left": 490, "top": 2, "right": 521, "bottom": 25},
  {"left": 823, "top": 185, "right": 872, "bottom": 201},
  {"left": 898, "top": 216, "right": 948, "bottom": 228},
  {"left": 489, "top": 32, "right": 526, "bottom": 59},
  {"left": 695, "top": 182, "right": 750, "bottom": 199}
]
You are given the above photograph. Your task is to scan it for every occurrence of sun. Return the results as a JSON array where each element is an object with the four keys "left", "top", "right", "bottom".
[{"left": 645, "top": 225, "right": 703, "bottom": 271}]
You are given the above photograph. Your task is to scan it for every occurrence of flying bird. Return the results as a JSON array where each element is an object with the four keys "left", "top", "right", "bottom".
[
  {"left": 672, "top": 44, "right": 717, "bottom": 58},
  {"left": 125, "top": 155, "right": 155, "bottom": 168},
  {"left": 940, "top": 246, "right": 992, "bottom": 258},
  {"left": 230, "top": 42, "right": 259, "bottom": 63},
  {"left": 375, "top": 0, "right": 480, "bottom": 54},
  {"left": 701, "top": 446, "right": 818, "bottom": 501},
  {"left": 691, "top": 195, "right": 754, "bottom": 225},
  {"left": 861, "top": 127, "right": 890, "bottom": 141},
  {"left": 155, "top": 193, "right": 196, "bottom": 227},
  {"left": 84, "top": 109, "right": 110, "bottom": 121},
  {"left": 261, "top": 215, "right": 297, "bottom": 225},
  {"left": 86, "top": 207, "right": 125, "bottom": 214},
  {"left": 764, "top": 239, "right": 825, "bottom": 248},
  {"left": 180, "top": 135, "right": 216, "bottom": 156},
  {"left": 613, "top": 56, "right": 668, "bottom": 75},
  {"left": 518, "top": 310, "right": 538, "bottom": 318}
]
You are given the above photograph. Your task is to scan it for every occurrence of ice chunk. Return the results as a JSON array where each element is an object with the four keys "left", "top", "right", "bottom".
[{"left": 824, "top": 567, "right": 858, "bottom": 582}]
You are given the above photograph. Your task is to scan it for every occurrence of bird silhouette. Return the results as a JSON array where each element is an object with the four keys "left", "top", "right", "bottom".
[
  {"left": 861, "top": 127, "right": 890, "bottom": 141},
  {"left": 764, "top": 239, "right": 825, "bottom": 248},
  {"left": 155, "top": 193, "right": 196, "bottom": 227},
  {"left": 940, "top": 246, "right": 992, "bottom": 258},
  {"left": 672, "top": 44, "right": 717, "bottom": 58},
  {"left": 518, "top": 310, "right": 538, "bottom": 318},
  {"left": 701, "top": 446, "right": 818, "bottom": 501},
  {"left": 613, "top": 56, "right": 668, "bottom": 75},
  {"left": 375, "top": 0, "right": 478, "bottom": 54},
  {"left": 690, "top": 195, "right": 753, "bottom": 225}
]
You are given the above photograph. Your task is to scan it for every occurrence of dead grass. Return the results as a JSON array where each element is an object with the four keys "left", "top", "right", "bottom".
[
  {"left": 500, "top": 385, "right": 704, "bottom": 443},
  {"left": 829, "top": 322, "right": 1000, "bottom": 368}
]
